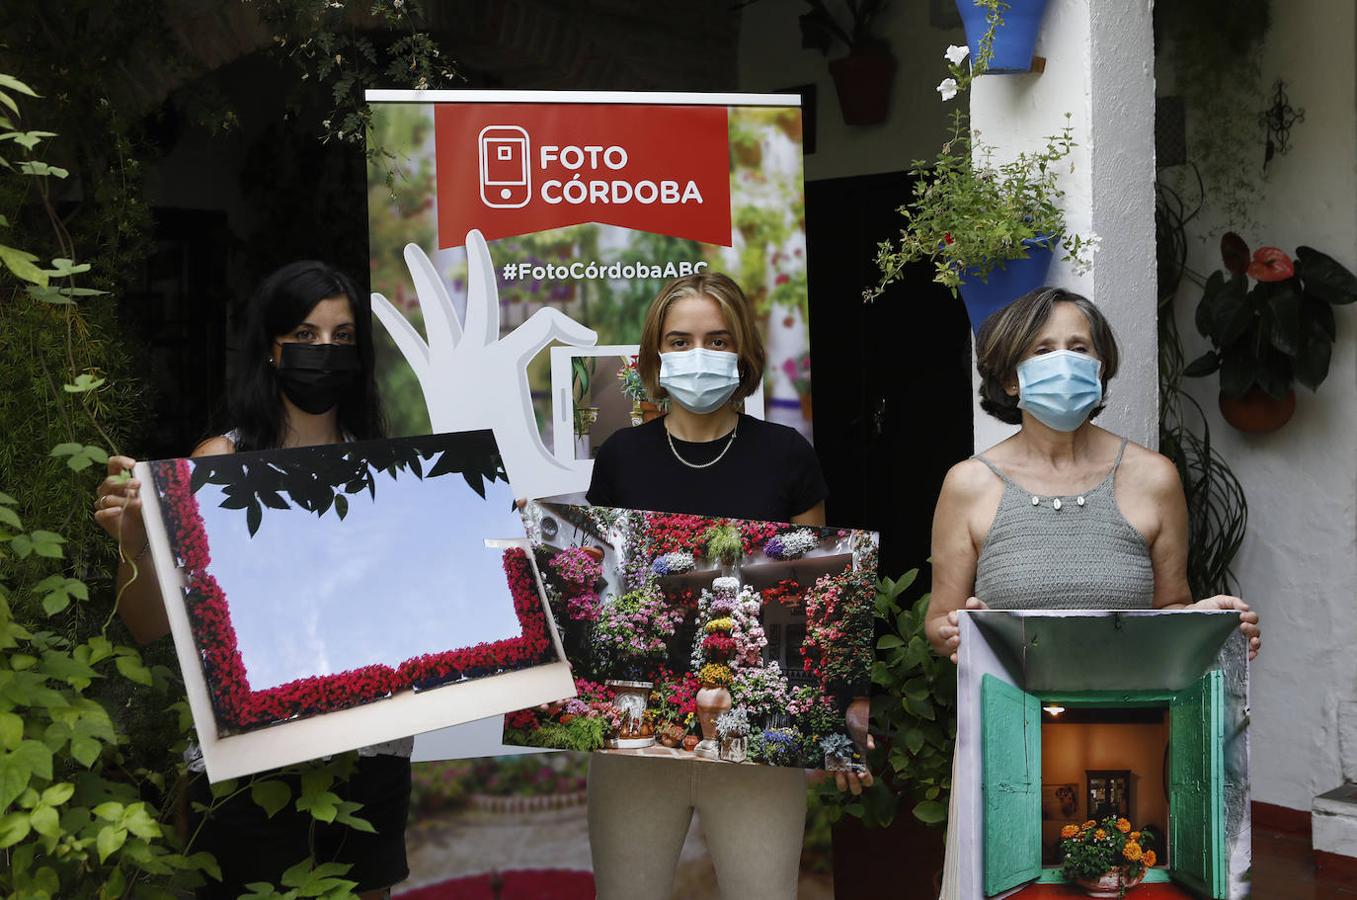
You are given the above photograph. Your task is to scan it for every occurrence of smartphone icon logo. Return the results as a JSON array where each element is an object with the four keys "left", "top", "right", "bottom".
[{"left": 479, "top": 125, "right": 531, "bottom": 209}]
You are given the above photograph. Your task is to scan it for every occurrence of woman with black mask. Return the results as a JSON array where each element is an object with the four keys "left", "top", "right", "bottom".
[{"left": 93, "top": 261, "right": 410, "bottom": 899}]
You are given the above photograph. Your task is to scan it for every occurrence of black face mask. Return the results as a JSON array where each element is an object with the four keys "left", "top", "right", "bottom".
[{"left": 274, "top": 343, "right": 362, "bottom": 415}]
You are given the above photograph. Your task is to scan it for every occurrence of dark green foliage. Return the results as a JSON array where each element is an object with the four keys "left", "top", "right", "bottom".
[
  {"left": 505, "top": 716, "right": 607, "bottom": 753},
  {"left": 1157, "top": 182, "right": 1249, "bottom": 598}
]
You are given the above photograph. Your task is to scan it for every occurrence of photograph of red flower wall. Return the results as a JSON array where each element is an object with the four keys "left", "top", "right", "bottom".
[{"left": 147, "top": 430, "right": 557, "bottom": 736}]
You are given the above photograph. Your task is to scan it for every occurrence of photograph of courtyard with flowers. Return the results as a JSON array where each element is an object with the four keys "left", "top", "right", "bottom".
[{"left": 502, "top": 501, "right": 878, "bottom": 770}]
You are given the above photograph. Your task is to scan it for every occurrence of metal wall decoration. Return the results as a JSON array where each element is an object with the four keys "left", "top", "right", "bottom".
[{"left": 1259, "top": 79, "right": 1304, "bottom": 168}]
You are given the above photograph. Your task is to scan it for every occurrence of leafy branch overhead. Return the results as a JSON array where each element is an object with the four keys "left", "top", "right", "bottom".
[{"left": 183, "top": 431, "right": 509, "bottom": 537}]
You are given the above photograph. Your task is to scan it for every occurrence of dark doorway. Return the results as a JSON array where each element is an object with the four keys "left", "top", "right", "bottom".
[{"left": 805, "top": 170, "right": 973, "bottom": 579}]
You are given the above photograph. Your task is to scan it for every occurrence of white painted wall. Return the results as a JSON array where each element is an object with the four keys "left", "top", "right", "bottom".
[
  {"left": 1166, "top": 1, "right": 1357, "bottom": 815},
  {"left": 970, "top": 0, "right": 1159, "bottom": 452},
  {"left": 737, "top": 1, "right": 964, "bottom": 181}
]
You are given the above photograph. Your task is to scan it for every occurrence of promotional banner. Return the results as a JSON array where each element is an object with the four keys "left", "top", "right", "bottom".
[
  {"left": 364, "top": 89, "right": 812, "bottom": 758},
  {"left": 134, "top": 431, "right": 572, "bottom": 781},
  {"left": 505, "top": 501, "right": 879, "bottom": 770}
]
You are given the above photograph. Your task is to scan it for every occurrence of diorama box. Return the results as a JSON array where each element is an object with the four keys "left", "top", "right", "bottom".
[
  {"left": 134, "top": 430, "right": 573, "bottom": 781},
  {"left": 953, "top": 609, "right": 1250, "bottom": 899}
]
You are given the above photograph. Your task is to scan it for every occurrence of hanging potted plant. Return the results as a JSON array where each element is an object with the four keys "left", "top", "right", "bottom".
[
  {"left": 797, "top": 0, "right": 896, "bottom": 126},
  {"left": 1184, "top": 232, "right": 1357, "bottom": 433},
  {"left": 956, "top": 0, "right": 1050, "bottom": 74},
  {"left": 864, "top": 17, "right": 1098, "bottom": 333}
]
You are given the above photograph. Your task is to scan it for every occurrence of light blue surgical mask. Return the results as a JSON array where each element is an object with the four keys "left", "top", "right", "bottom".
[
  {"left": 659, "top": 348, "right": 741, "bottom": 414},
  {"left": 1016, "top": 349, "right": 1103, "bottom": 431}
]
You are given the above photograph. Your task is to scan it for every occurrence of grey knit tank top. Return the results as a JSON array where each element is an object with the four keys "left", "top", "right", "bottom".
[{"left": 973, "top": 438, "right": 1154, "bottom": 610}]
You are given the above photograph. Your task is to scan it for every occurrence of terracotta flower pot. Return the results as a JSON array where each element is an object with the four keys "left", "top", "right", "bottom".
[
  {"left": 581, "top": 546, "right": 605, "bottom": 563},
  {"left": 639, "top": 400, "right": 663, "bottom": 424},
  {"left": 682, "top": 734, "right": 701, "bottom": 752},
  {"left": 828, "top": 52, "right": 897, "bottom": 126},
  {"left": 695, "top": 685, "right": 732, "bottom": 741},
  {"left": 1075, "top": 868, "right": 1145, "bottom": 897},
  {"left": 1218, "top": 386, "right": 1296, "bottom": 433}
]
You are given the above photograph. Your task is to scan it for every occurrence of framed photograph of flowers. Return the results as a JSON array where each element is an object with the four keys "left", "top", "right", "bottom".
[
  {"left": 134, "top": 430, "right": 574, "bottom": 781},
  {"left": 503, "top": 501, "right": 879, "bottom": 770}
]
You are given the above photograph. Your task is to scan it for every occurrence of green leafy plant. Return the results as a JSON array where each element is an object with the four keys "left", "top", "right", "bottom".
[
  {"left": 508, "top": 716, "right": 607, "bottom": 753},
  {"left": 0, "top": 68, "right": 402, "bottom": 899},
  {"left": 1183, "top": 232, "right": 1357, "bottom": 399},
  {"left": 796, "top": 0, "right": 890, "bottom": 55},
  {"left": 818, "top": 569, "right": 955, "bottom": 830},
  {"left": 701, "top": 524, "right": 744, "bottom": 566},
  {"left": 1059, "top": 816, "right": 1158, "bottom": 886},
  {"left": 866, "top": 5, "right": 1096, "bottom": 299}
]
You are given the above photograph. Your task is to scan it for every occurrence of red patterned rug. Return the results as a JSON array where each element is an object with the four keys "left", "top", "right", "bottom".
[{"left": 396, "top": 870, "right": 595, "bottom": 900}]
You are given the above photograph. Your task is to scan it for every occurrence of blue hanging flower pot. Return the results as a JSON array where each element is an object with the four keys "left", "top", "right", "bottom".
[
  {"left": 957, "top": 237, "right": 1055, "bottom": 335},
  {"left": 956, "top": 0, "right": 1050, "bottom": 74}
]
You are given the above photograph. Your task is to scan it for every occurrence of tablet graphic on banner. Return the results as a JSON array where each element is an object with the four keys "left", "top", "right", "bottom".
[{"left": 365, "top": 90, "right": 811, "bottom": 759}]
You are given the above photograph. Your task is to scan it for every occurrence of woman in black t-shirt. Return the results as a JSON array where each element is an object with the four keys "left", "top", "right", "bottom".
[{"left": 585, "top": 272, "right": 870, "bottom": 899}]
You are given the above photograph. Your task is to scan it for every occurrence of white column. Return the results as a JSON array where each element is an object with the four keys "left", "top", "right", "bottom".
[{"left": 969, "top": 0, "right": 1158, "bottom": 453}]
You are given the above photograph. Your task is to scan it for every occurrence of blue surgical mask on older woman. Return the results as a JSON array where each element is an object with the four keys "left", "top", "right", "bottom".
[
  {"left": 1016, "top": 349, "right": 1103, "bottom": 431},
  {"left": 659, "top": 348, "right": 741, "bottom": 414}
]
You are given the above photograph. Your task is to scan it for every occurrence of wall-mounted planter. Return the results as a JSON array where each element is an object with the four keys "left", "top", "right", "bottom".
[
  {"left": 1218, "top": 387, "right": 1296, "bottom": 434},
  {"left": 957, "top": 237, "right": 1055, "bottom": 335},
  {"left": 956, "top": 0, "right": 1049, "bottom": 74},
  {"left": 828, "top": 52, "right": 897, "bottom": 126}
]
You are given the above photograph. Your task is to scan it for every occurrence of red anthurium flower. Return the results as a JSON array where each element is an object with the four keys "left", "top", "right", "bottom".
[{"left": 1247, "top": 246, "right": 1295, "bottom": 282}]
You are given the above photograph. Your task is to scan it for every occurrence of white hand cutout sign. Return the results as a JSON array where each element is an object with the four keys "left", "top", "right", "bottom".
[{"left": 371, "top": 229, "right": 598, "bottom": 500}]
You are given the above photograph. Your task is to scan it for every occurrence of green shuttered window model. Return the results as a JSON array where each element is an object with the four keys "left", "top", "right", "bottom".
[{"left": 980, "top": 672, "right": 1227, "bottom": 898}]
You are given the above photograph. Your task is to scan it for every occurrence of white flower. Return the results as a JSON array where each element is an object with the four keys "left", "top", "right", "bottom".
[
  {"left": 937, "top": 78, "right": 959, "bottom": 102},
  {"left": 944, "top": 44, "right": 971, "bottom": 65}
]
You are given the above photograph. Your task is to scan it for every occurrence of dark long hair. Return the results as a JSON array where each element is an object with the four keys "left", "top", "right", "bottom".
[{"left": 224, "top": 261, "right": 386, "bottom": 451}]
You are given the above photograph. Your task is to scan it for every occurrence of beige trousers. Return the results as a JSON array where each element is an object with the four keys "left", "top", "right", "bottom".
[{"left": 588, "top": 752, "right": 806, "bottom": 899}]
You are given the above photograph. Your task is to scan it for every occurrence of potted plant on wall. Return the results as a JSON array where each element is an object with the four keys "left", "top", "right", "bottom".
[
  {"left": 797, "top": 0, "right": 895, "bottom": 126},
  {"left": 1184, "top": 231, "right": 1357, "bottom": 433},
  {"left": 956, "top": 0, "right": 1050, "bottom": 74},
  {"left": 864, "top": 13, "right": 1098, "bottom": 333}
]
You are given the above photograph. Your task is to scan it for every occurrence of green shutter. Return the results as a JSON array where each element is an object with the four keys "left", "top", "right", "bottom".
[
  {"left": 982, "top": 674, "right": 1042, "bottom": 895},
  {"left": 1169, "top": 670, "right": 1226, "bottom": 898}
]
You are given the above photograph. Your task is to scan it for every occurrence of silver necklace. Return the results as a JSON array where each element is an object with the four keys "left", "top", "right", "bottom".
[{"left": 666, "top": 419, "right": 738, "bottom": 469}]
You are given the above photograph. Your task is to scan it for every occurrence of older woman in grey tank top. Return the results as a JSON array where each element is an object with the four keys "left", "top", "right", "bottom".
[
  {"left": 928, "top": 287, "right": 1261, "bottom": 657},
  {"left": 927, "top": 287, "right": 1261, "bottom": 899}
]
